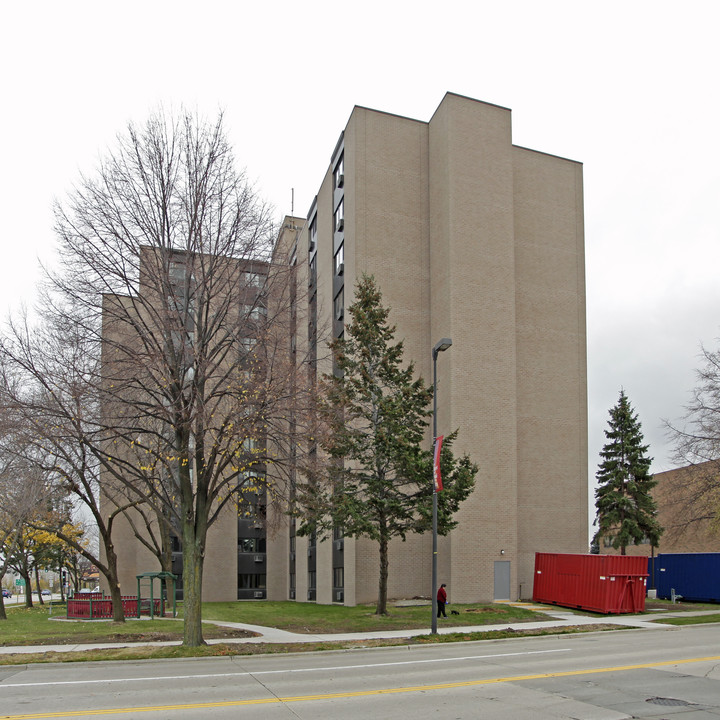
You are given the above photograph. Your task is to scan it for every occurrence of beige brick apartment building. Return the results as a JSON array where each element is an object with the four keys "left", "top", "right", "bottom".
[
  {"left": 105, "top": 92, "right": 588, "bottom": 604},
  {"left": 267, "top": 92, "right": 588, "bottom": 605}
]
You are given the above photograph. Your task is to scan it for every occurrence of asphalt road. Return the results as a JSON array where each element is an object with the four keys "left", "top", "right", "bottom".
[{"left": 1, "top": 624, "right": 720, "bottom": 719}]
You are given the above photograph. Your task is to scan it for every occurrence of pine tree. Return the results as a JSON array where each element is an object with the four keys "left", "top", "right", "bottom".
[
  {"left": 296, "top": 274, "right": 477, "bottom": 615},
  {"left": 595, "top": 390, "right": 663, "bottom": 554}
]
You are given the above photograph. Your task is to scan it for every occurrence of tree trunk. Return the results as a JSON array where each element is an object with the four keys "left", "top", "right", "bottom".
[
  {"left": 35, "top": 566, "right": 44, "bottom": 606},
  {"left": 107, "top": 578, "right": 125, "bottom": 623},
  {"left": 179, "top": 426, "right": 208, "bottom": 646},
  {"left": 0, "top": 597, "right": 6, "bottom": 621},
  {"left": 102, "top": 539, "right": 126, "bottom": 623},
  {"left": 182, "top": 527, "right": 206, "bottom": 646},
  {"left": 22, "top": 572, "right": 32, "bottom": 608},
  {"left": 376, "top": 533, "right": 389, "bottom": 616}
]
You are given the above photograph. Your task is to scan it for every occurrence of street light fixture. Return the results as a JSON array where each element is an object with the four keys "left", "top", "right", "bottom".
[{"left": 431, "top": 337, "right": 452, "bottom": 634}]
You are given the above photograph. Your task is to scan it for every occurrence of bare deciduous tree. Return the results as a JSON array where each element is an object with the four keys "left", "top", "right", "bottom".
[
  {"left": 0, "top": 382, "right": 55, "bottom": 618},
  {"left": 0, "top": 320, "right": 148, "bottom": 622},
  {"left": 12, "top": 109, "right": 315, "bottom": 645},
  {"left": 0, "top": 450, "right": 47, "bottom": 618}
]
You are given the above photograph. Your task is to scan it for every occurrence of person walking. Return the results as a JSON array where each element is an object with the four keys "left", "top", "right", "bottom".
[{"left": 437, "top": 583, "right": 448, "bottom": 618}]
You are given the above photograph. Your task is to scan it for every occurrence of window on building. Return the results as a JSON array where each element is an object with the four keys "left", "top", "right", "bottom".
[
  {"left": 242, "top": 437, "right": 259, "bottom": 452},
  {"left": 238, "top": 537, "right": 266, "bottom": 553},
  {"left": 242, "top": 271, "right": 263, "bottom": 288},
  {"left": 334, "top": 199, "right": 344, "bottom": 233},
  {"left": 240, "top": 303, "right": 267, "bottom": 321},
  {"left": 289, "top": 572, "right": 296, "bottom": 590},
  {"left": 168, "top": 257, "right": 196, "bottom": 285},
  {"left": 308, "top": 571, "right": 316, "bottom": 589},
  {"left": 238, "top": 574, "right": 266, "bottom": 589},
  {"left": 309, "top": 217, "right": 318, "bottom": 250},
  {"left": 169, "top": 261, "right": 188, "bottom": 282},
  {"left": 238, "top": 482, "right": 265, "bottom": 521},
  {"left": 334, "top": 244, "right": 344, "bottom": 276},
  {"left": 239, "top": 337, "right": 257, "bottom": 354},
  {"left": 309, "top": 255, "right": 317, "bottom": 288},
  {"left": 333, "top": 567, "right": 344, "bottom": 587},
  {"left": 334, "top": 288, "right": 344, "bottom": 321},
  {"left": 334, "top": 155, "right": 344, "bottom": 189}
]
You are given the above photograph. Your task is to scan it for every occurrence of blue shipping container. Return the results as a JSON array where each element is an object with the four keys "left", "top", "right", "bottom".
[{"left": 651, "top": 553, "right": 720, "bottom": 603}]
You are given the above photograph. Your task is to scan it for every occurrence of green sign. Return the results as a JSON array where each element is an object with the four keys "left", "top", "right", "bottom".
[{"left": 15, "top": 578, "right": 25, "bottom": 586}]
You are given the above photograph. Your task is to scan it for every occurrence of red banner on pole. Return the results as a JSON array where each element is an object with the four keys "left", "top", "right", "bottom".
[{"left": 433, "top": 435, "right": 444, "bottom": 492}]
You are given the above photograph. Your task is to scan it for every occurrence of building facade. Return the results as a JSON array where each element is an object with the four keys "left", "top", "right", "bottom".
[
  {"left": 100, "top": 248, "right": 272, "bottom": 602},
  {"left": 268, "top": 92, "right": 588, "bottom": 605},
  {"left": 103, "top": 92, "right": 588, "bottom": 604}
]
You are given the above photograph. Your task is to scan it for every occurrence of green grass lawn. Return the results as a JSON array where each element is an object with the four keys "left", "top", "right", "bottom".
[
  {"left": 0, "top": 605, "right": 188, "bottom": 646},
  {"left": 0, "top": 600, "right": 541, "bottom": 646},
  {"left": 200, "top": 600, "right": 541, "bottom": 633},
  {"left": 643, "top": 599, "right": 720, "bottom": 613},
  {"left": 652, "top": 613, "right": 720, "bottom": 626}
]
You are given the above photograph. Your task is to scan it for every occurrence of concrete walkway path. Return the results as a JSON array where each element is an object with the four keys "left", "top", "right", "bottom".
[{"left": 1, "top": 604, "right": 716, "bottom": 656}]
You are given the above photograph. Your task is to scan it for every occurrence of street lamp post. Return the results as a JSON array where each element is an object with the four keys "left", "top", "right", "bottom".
[{"left": 431, "top": 337, "right": 452, "bottom": 634}]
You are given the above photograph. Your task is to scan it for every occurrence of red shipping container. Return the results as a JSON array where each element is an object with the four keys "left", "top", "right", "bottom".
[{"left": 533, "top": 553, "right": 648, "bottom": 614}]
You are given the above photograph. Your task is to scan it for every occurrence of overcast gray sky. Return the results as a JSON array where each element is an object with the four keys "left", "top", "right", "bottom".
[{"left": 2, "top": 1, "right": 719, "bottom": 510}]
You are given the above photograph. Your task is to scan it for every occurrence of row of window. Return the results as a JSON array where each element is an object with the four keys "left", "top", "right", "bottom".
[
  {"left": 333, "top": 153, "right": 345, "bottom": 326},
  {"left": 287, "top": 569, "right": 344, "bottom": 590},
  {"left": 167, "top": 260, "right": 264, "bottom": 287},
  {"left": 331, "top": 151, "right": 345, "bottom": 602},
  {"left": 288, "top": 151, "right": 346, "bottom": 602},
  {"left": 241, "top": 534, "right": 343, "bottom": 557}
]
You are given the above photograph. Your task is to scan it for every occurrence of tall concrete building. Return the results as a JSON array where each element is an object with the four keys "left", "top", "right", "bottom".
[
  {"left": 103, "top": 92, "right": 587, "bottom": 605},
  {"left": 100, "top": 248, "right": 273, "bottom": 603},
  {"left": 267, "top": 92, "right": 588, "bottom": 605}
]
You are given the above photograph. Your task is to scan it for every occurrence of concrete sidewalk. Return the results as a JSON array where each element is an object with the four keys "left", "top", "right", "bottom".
[{"left": 3, "top": 603, "right": 714, "bottom": 656}]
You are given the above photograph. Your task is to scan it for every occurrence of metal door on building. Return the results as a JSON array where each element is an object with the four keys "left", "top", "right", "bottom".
[{"left": 494, "top": 561, "right": 511, "bottom": 600}]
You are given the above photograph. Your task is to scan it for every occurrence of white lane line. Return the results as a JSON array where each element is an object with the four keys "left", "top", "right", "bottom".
[{"left": 0, "top": 648, "right": 570, "bottom": 689}]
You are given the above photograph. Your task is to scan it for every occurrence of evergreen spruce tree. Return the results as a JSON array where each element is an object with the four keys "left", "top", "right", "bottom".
[
  {"left": 297, "top": 274, "right": 477, "bottom": 615},
  {"left": 595, "top": 390, "right": 663, "bottom": 554}
]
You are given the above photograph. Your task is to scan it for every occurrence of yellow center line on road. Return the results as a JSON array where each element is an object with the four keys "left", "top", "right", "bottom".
[{"left": 4, "top": 654, "right": 720, "bottom": 719}]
